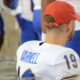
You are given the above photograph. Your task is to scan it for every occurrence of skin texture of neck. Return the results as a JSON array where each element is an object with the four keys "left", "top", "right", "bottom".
[{"left": 45, "top": 30, "right": 69, "bottom": 46}]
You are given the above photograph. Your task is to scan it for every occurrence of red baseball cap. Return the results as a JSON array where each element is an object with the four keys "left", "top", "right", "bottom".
[{"left": 43, "top": 1, "right": 80, "bottom": 27}]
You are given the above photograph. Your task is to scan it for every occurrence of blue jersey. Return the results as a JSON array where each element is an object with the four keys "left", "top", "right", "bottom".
[
  {"left": 33, "top": 0, "right": 42, "bottom": 40},
  {"left": 6, "top": 0, "right": 41, "bottom": 44},
  {"left": 15, "top": 0, "right": 41, "bottom": 44}
]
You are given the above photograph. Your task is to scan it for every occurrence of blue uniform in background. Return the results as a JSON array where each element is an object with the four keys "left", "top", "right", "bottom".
[
  {"left": 33, "top": 0, "right": 42, "bottom": 40},
  {"left": 33, "top": 9, "right": 41, "bottom": 40},
  {"left": 16, "top": 0, "right": 41, "bottom": 44},
  {"left": 16, "top": 14, "right": 38, "bottom": 44},
  {"left": 10, "top": 0, "right": 41, "bottom": 44}
]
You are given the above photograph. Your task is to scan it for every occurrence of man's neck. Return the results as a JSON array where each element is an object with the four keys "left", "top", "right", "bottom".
[{"left": 45, "top": 33, "right": 68, "bottom": 46}]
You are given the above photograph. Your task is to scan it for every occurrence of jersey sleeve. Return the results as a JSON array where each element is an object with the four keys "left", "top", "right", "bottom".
[
  {"left": 16, "top": 47, "right": 20, "bottom": 71},
  {"left": 16, "top": 45, "right": 23, "bottom": 71}
]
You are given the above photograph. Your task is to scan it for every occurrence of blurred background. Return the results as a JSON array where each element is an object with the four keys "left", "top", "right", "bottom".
[
  {"left": 0, "top": 12, "right": 19, "bottom": 59},
  {"left": 0, "top": 11, "right": 19, "bottom": 80}
]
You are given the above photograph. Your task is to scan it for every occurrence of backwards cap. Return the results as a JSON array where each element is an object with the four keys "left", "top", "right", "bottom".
[{"left": 43, "top": 1, "right": 80, "bottom": 27}]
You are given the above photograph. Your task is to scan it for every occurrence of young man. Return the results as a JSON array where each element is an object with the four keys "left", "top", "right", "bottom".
[
  {"left": 15, "top": 0, "right": 44, "bottom": 44},
  {"left": 41, "top": 0, "right": 80, "bottom": 57},
  {"left": 12, "top": 0, "right": 39, "bottom": 44},
  {"left": 16, "top": 1, "right": 80, "bottom": 80}
]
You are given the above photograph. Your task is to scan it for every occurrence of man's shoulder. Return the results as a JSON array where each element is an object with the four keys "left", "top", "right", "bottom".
[
  {"left": 47, "top": 44, "right": 77, "bottom": 54},
  {"left": 45, "top": 45, "right": 79, "bottom": 63},
  {"left": 46, "top": 44, "right": 70, "bottom": 54},
  {"left": 16, "top": 41, "right": 42, "bottom": 53},
  {"left": 54, "top": 47, "right": 79, "bottom": 65}
]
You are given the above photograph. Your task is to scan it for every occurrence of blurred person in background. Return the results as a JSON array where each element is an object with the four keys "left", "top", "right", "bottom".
[
  {"left": 41, "top": 0, "right": 56, "bottom": 41},
  {"left": 15, "top": 0, "right": 38, "bottom": 44},
  {"left": 16, "top": 0, "right": 45, "bottom": 44},
  {"left": 3, "top": 0, "right": 40, "bottom": 44}
]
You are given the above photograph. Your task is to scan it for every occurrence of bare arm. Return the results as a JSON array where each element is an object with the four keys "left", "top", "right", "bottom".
[{"left": 41, "top": 0, "right": 56, "bottom": 33}]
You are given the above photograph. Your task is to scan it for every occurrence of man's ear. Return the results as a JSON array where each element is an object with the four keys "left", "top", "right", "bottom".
[
  {"left": 67, "top": 20, "right": 75, "bottom": 33},
  {"left": 66, "top": 20, "right": 75, "bottom": 40}
]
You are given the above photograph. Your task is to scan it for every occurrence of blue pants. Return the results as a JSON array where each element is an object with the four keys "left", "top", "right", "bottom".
[
  {"left": 0, "top": 14, "right": 4, "bottom": 49},
  {"left": 33, "top": 10, "right": 42, "bottom": 40},
  {"left": 66, "top": 30, "right": 80, "bottom": 57},
  {"left": 16, "top": 14, "right": 40, "bottom": 44},
  {"left": 0, "top": 14, "right": 4, "bottom": 35}
]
